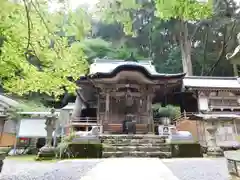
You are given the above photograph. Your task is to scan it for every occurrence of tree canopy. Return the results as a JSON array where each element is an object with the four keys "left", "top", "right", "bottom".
[
  {"left": 0, "top": 0, "right": 89, "bottom": 97},
  {"left": 1, "top": 0, "right": 240, "bottom": 107}
]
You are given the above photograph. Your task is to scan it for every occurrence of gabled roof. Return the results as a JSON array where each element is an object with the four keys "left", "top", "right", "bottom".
[
  {"left": 183, "top": 76, "right": 240, "bottom": 89},
  {"left": 90, "top": 58, "right": 158, "bottom": 75},
  {"left": 79, "top": 58, "right": 185, "bottom": 81}
]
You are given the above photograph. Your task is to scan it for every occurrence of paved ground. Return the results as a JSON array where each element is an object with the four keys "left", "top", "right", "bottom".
[
  {"left": 162, "top": 158, "right": 229, "bottom": 180},
  {"left": 0, "top": 158, "right": 230, "bottom": 180},
  {"left": 0, "top": 159, "right": 101, "bottom": 180}
]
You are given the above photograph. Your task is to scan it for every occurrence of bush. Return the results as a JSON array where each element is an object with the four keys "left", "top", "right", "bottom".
[
  {"left": 56, "top": 142, "right": 102, "bottom": 159},
  {"left": 0, "top": 147, "right": 12, "bottom": 154},
  {"left": 55, "top": 131, "right": 102, "bottom": 159},
  {"left": 171, "top": 143, "right": 203, "bottom": 157},
  {"left": 69, "top": 143, "right": 102, "bottom": 158},
  {"left": 26, "top": 147, "right": 38, "bottom": 155}
]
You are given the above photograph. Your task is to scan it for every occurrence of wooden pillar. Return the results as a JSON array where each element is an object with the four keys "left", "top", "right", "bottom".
[
  {"left": 97, "top": 94, "right": 102, "bottom": 133},
  {"left": 147, "top": 94, "right": 153, "bottom": 133},
  {"left": 104, "top": 90, "right": 110, "bottom": 133}
]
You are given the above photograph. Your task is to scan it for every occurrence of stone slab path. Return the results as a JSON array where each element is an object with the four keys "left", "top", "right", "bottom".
[{"left": 80, "top": 158, "right": 179, "bottom": 180}]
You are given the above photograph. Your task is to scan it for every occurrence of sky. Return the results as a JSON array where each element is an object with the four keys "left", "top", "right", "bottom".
[
  {"left": 49, "top": 0, "right": 240, "bottom": 12},
  {"left": 49, "top": 0, "right": 99, "bottom": 12}
]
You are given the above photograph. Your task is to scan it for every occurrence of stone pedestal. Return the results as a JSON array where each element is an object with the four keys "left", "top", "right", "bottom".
[
  {"left": 206, "top": 123, "right": 223, "bottom": 156},
  {"left": 224, "top": 151, "right": 240, "bottom": 179}
]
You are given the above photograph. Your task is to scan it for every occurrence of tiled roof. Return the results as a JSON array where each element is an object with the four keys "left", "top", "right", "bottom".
[
  {"left": 89, "top": 58, "right": 158, "bottom": 75},
  {"left": 78, "top": 58, "right": 185, "bottom": 80},
  {"left": 183, "top": 76, "right": 240, "bottom": 89},
  {"left": 194, "top": 113, "right": 240, "bottom": 119}
]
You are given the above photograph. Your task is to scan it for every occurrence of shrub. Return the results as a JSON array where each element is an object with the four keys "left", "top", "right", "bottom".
[
  {"left": 0, "top": 147, "right": 12, "bottom": 154},
  {"left": 56, "top": 142, "right": 102, "bottom": 159},
  {"left": 68, "top": 143, "right": 102, "bottom": 158}
]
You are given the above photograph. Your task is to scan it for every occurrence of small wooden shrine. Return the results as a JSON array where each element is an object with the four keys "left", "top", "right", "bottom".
[
  {"left": 183, "top": 76, "right": 240, "bottom": 149},
  {"left": 71, "top": 58, "right": 185, "bottom": 134}
]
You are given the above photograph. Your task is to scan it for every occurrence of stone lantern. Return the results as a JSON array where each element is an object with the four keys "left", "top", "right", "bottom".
[
  {"left": 205, "top": 121, "right": 223, "bottom": 156},
  {"left": 37, "top": 108, "right": 58, "bottom": 160}
]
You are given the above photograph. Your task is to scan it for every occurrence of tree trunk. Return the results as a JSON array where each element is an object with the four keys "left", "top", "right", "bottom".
[{"left": 179, "top": 20, "right": 193, "bottom": 76}]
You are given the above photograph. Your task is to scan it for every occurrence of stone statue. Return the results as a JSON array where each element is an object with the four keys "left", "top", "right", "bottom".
[{"left": 44, "top": 108, "right": 57, "bottom": 146}]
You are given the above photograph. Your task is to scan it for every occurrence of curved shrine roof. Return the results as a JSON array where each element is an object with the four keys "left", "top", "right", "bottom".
[{"left": 79, "top": 58, "right": 185, "bottom": 81}]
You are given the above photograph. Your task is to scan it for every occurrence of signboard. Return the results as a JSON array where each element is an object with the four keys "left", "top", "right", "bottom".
[{"left": 158, "top": 125, "right": 170, "bottom": 136}]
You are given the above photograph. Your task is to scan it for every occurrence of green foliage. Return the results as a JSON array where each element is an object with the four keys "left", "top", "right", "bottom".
[
  {"left": 56, "top": 131, "right": 76, "bottom": 158},
  {"left": 79, "top": 38, "right": 145, "bottom": 63},
  {"left": 0, "top": 147, "right": 11, "bottom": 154},
  {"left": 56, "top": 132, "right": 102, "bottom": 159},
  {"left": 155, "top": 0, "right": 213, "bottom": 21},
  {"left": 0, "top": 0, "right": 89, "bottom": 97},
  {"left": 156, "top": 45, "right": 182, "bottom": 73},
  {"left": 153, "top": 104, "right": 180, "bottom": 120},
  {"left": 96, "top": 0, "right": 140, "bottom": 35},
  {"left": 16, "top": 99, "right": 48, "bottom": 111}
]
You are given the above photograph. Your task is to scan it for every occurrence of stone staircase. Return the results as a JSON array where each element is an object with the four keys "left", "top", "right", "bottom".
[{"left": 100, "top": 134, "right": 171, "bottom": 158}]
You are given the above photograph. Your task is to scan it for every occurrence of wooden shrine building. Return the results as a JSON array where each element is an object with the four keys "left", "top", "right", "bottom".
[
  {"left": 182, "top": 76, "right": 240, "bottom": 148},
  {"left": 71, "top": 58, "right": 240, "bottom": 143},
  {"left": 71, "top": 58, "right": 185, "bottom": 134}
]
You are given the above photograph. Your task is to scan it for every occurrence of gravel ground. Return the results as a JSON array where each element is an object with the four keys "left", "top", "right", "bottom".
[
  {"left": 0, "top": 159, "right": 101, "bottom": 180},
  {"left": 162, "top": 158, "right": 230, "bottom": 180}
]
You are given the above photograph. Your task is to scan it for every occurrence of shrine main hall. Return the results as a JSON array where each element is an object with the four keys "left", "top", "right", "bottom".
[{"left": 71, "top": 58, "right": 240, "bottom": 137}]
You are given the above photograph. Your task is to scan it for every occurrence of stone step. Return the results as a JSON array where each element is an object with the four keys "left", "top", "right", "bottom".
[
  {"left": 102, "top": 139, "right": 166, "bottom": 145},
  {"left": 103, "top": 145, "right": 171, "bottom": 152},
  {"left": 103, "top": 142, "right": 167, "bottom": 146},
  {"left": 102, "top": 151, "right": 171, "bottom": 158},
  {"left": 100, "top": 134, "right": 166, "bottom": 141}
]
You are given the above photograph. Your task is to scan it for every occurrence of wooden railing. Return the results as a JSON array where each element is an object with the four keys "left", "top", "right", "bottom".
[{"left": 71, "top": 117, "right": 99, "bottom": 125}]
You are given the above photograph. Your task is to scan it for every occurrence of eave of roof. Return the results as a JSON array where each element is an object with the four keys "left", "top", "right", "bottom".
[
  {"left": 193, "top": 113, "right": 240, "bottom": 120},
  {"left": 183, "top": 76, "right": 240, "bottom": 90}
]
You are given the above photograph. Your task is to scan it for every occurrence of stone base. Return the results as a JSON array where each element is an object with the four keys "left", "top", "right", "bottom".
[
  {"left": 207, "top": 147, "right": 223, "bottom": 157},
  {"left": 36, "top": 146, "right": 56, "bottom": 160}
]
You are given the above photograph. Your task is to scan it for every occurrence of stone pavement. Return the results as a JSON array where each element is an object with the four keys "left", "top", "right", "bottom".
[
  {"left": 162, "top": 158, "right": 229, "bottom": 180},
  {"left": 0, "top": 157, "right": 230, "bottom": 180},
  {"left": 80, "top": 158, "right": 179, "bottom": 180}
]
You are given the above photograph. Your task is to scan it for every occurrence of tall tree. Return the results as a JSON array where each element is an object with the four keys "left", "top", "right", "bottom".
[
  {"left": 0, "top": 0, "right": 90, "bottom": 97},
  {"left": 96, "top": 0, "right": 212, "bottom": 75}
]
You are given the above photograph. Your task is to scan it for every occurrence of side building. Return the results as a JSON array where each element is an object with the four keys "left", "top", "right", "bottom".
[{"left": 181, "top": 76, "right": 240, "bottom": 148}]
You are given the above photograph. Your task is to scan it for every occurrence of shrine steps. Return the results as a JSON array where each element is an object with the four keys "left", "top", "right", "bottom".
[{"left": 100, "top": 134, "right": 171, "bottom": 158}]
